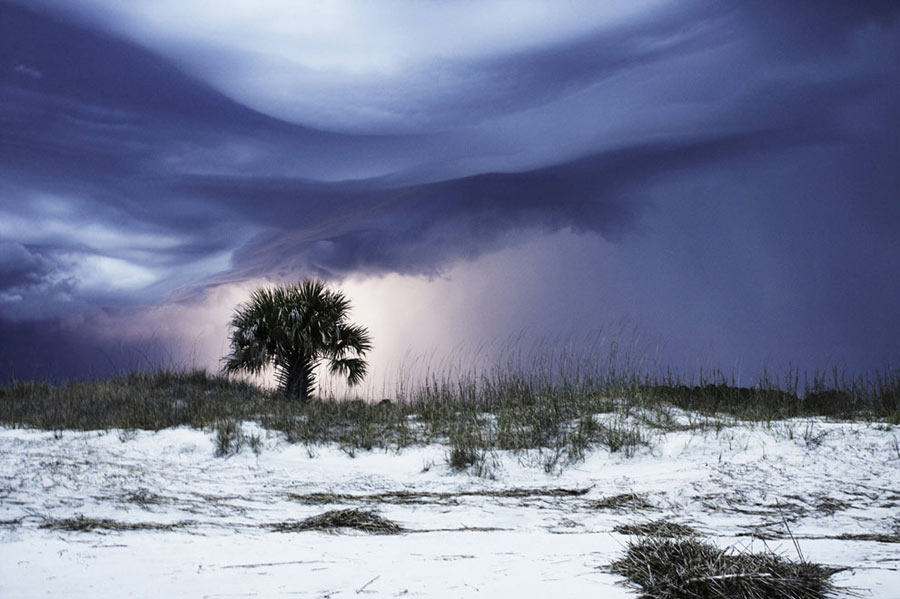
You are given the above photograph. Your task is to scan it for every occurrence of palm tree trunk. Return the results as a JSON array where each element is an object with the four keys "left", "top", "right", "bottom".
[{"left": 278, "top": 355, "right": 316, "bottom": 404}]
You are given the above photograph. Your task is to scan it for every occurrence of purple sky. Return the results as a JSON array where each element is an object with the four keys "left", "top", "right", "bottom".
[{"left": 1, "top": 1, "right": 898, "bottom": 385}]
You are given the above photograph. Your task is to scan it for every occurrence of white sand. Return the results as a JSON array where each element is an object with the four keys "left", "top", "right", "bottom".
[{"left": 1, "top": 418, "right": 898, "bottom": 598}]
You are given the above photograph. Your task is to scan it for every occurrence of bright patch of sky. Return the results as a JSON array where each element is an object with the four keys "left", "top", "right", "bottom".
[
  {"left": 63, "top": 253, "right": 160, "bottom": 292},
  {"left": 0, "top": 193, "right": 182, "bottom": 250},
  {"left": 23, "top": 0, "right": 665, "bottom": 131}
]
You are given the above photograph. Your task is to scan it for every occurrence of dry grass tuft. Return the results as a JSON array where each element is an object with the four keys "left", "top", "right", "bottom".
[
  {"left": 287, "top": 492, "right": 356, "bottom": 504},
  {"left": 590, "top": 492, "right": 653, "bottom": 510},
  {"left": 121, "top": 489, "right": 170, "bottom": 508},
  {"left": 287, "top": 487, "right": 590, "bottom": 505},
  {"left": 615, "top": 519, "right": 699, "bottom": 537},
  {"left": 814, "top": 497, "right": 850, "bottom": 515},
  {"left": 40, "top": 515, "right": 183, "bottom": 532},
  {"left": 610, "top": 537, "right": 842, "bottom": 599},
  {"left": 270, "top": 509, "right": 402, "bottom": 535}
]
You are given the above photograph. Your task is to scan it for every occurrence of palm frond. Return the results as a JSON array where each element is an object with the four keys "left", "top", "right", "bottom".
[
  {"left": 328, "top": 323, "right": 373, "bottom": 358},
  {"left": 328, "top": 357, "right": 369, "bottom": 387}
]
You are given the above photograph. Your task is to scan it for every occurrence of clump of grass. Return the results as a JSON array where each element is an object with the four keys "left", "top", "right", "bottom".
[
  {"left": 270, "top": 509, "right": 402, "bottom": 535},
  {"left": 121, "top": 489, "right": 169, "bottom": 508},
  {"left": 615, "top": 520, "right": 700, "bottom": 537},
  {"left": 813, "top": 497, "right": 850, "bottom": 515},
  {"left": 40, "top": 515, "right": 184, "bottom": 532},
  {"left": 214, "top": 420, "right": 243, "bottom": 457},
  {"left": 600, "top": 418, "right": 647, "bottom": 455},
  {"left": 212, "top": 419, "right": 261, "bottom": 457},
  {"left": 447, "top": 420, "right": 491, "bottom": 470},
  {"left": 448, "top": 445, "right": 479, "bottom": 469},
  {"left": 610, "top": 536, "right": 841, "bottom": 599},
  {"left": 590, "top": 492, "right": 653, "bottom": 510}
]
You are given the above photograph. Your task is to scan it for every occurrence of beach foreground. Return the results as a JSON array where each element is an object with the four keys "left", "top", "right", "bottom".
[{"left": 1, "top": 419, "right": 897, "bottom": 598}]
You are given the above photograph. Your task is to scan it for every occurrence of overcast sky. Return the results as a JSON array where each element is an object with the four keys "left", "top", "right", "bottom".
[{"left": 1, "top": 1, "right": 898, "bottom": 385}]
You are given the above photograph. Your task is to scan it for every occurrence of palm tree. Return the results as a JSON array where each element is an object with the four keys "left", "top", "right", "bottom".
[{"left": 222, "top": 280, "right": 372, "bottom": 403}]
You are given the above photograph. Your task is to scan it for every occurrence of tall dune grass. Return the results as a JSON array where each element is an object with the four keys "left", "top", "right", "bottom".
[{"left": 1, "top": 341, "right": 897, "bottom": 470}]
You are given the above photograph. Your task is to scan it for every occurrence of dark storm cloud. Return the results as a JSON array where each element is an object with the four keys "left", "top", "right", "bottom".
[
  {"left": 0, "top": 242, "right": 76, "bottom": 323},
  {"left": 0, "top": 2, "right": 424, "bottom": 317},
  {"left": 188, "top": 127, "right": 811, "bottom": 281},
  {"left": 739, "top": 0, "right": 900, "bottom": 54},
  {"left": 1, "top": 0, "right": 898, "bottom": 378},
  {"left": 0, "top": 243, "right": 55, "bottom": 291}
]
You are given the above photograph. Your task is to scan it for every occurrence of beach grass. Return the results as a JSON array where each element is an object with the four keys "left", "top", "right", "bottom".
[{"left": 1, "top": 358, "right": 897, "bottom": 472}]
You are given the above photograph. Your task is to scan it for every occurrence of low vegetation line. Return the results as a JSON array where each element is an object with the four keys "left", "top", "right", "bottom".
[{"left": 1, "top": 363, "right": 897, "bottom": 473}]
